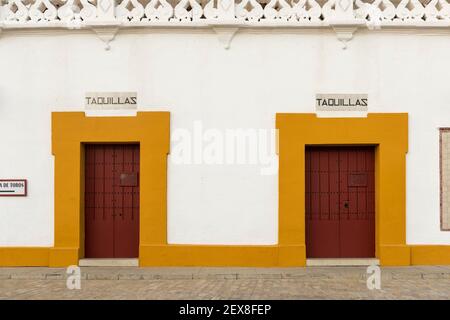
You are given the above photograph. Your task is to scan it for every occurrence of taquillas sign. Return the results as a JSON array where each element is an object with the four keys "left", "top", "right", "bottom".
[
  {"left": 316, "top": 94, "right": 368, "bottom": 112},
  {"left": 85, "top": 92, "right": 137, "bottom": 110}
]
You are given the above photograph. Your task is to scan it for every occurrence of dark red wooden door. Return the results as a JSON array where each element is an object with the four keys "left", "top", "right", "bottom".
[
  {"left": 306, "top": 146, "right": 375, "bottom": 258},
  {"left": 85, "top": 144, "right": 140, "bottom": 258}
]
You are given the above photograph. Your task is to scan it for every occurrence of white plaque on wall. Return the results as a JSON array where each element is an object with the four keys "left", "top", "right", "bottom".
[
  {"left": 316, "top": 94, "right": 368, "bottom": 112},
  {"left": 85, "top": 92, "right": 137, "bottom": 110},
  {"left": 0, "top": 179, "right": 27, "bottom": 196}
]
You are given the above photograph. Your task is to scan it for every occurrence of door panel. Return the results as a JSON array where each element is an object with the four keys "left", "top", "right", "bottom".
[
  {"left": 85, "top": 144, "right": 140, "bottom": 259},
  {"left": 305, "top": 149, "right": 341, "bottom": 258},
  {"left": 306, "top": 220, "right": 340, "bottom": 258},
  {"left": 85, "top": 145, "right": 115, "bottom": 258},
  {"left": 340, "top": 219, "right": 375, "bottom": 257},
  {"left": 113, "top": 145, "right": 140, "bottom": 258},
  {"left": 338, "top": 148, "right": 375, "bottom": 258},
  {"left": 306, "top": 146, "right": 375, "bottom": 258}
]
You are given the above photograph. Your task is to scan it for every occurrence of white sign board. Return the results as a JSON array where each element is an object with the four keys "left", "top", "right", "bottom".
[
  {"left": 316, "top": 94, "right": 368, "bottom": 112},
  {"left": 0, "top": 180, "right": 27, "bottom": 196},
  {"left": 85, "top": 92, "right": 137, "bottom": 110}
]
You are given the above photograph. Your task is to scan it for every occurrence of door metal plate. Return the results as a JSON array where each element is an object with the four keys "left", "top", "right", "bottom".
[
  {"left": 120, "top": 173, "right": 138, "bottom": 187},
  {"left": 348, "top": 173, "right": 367, "bottom": 187}
]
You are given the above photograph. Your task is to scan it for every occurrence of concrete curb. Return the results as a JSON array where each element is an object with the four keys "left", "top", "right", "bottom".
[{"left": 0, "top": 266, "right": 449, "bottom": 281}]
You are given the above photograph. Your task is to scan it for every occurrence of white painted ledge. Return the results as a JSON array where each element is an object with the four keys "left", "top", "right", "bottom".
[
  {"left": 79, "top": 259, "right": 139, "bottom": 267},
  {"left": 306, "top": 259, "right": 380, "bottom": 267},
  {"left": 2, "top": 19, "right": 450, "bottom": 30}
]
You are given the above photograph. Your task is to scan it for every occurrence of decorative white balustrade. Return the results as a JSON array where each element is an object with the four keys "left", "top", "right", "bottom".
[
  {"left": 355, "top": 0, "right": 450, "bottom": 22},
  {"left": 1, "top": 0, "right": 450, "bottom": 25}
]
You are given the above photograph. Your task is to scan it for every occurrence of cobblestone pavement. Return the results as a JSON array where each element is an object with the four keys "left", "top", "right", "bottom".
[{"left": 0, "top": 266, "right": 449, "bottom": 299}]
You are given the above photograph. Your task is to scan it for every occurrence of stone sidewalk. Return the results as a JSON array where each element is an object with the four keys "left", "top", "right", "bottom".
[{"left": 0, "top": 266, "right": 449, "bottom": 299}]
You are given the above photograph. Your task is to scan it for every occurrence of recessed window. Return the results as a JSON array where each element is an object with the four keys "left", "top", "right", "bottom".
[{"left": 440, "top": 128, "right": 450, "bottom": 231}]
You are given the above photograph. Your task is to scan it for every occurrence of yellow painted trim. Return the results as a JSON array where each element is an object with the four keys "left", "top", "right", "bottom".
[
  {"left": 0, "top": 111, "right": 304, "bottom": 267},
  {"left": 0, "top": 245, "right": 305, "bottom": 267},
  {"left": 47, "top": 111, "right": 309, "bottom": 267},
  {"left": 2, "top": 245, "right": 450, "bottom": 266},
  {"left": 50, "top": 112, "right": 170, "bottom": 267},
  {"left": 49, "top": 247, "right": 80, "bottom": 267},
  {"left": 0, "top": 248, "right": 49, "bottom": 266},
  {"left": 378, "top": 245, "right": 411, "bottom": 266},
  {"left": 411, "top": 246, "right": 450, "bottom": 265},
  {"left": 139, "top": 245, "right": 305, "bottom": 267},
  {"left": 2, "top": 112, "right": 449, "bottom": 267},
  {"left": 276, "top": 113, "right": 411, "bottom": 266}
]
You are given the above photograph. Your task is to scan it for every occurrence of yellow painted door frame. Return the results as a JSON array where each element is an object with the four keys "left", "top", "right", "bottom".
[
  {"left": 276, "top": 113, "right": 411, "bottom": 266},
  {"left": 50, "top": 112, "right": 170, "bottom": 266}
]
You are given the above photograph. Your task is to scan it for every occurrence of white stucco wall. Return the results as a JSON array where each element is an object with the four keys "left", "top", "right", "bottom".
[{"left": 0, "top": 29, "right": 449, "bottom": 246}]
